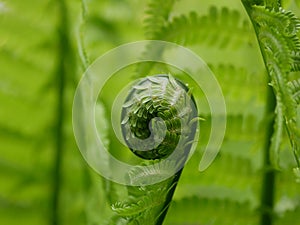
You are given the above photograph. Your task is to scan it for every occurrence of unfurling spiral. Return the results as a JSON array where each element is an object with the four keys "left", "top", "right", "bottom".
[{"left": 121, "top": 74, "right": 198, "bottom": 160}]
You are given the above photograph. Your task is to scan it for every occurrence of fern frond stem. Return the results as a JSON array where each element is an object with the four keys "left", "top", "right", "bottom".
[
  {"left": 52, "top": 0, "right": 72, "bottom": 224},
  {"left": 259, "top": 86, "right": 277, "bottom": 225},
  {"left": 242, "top": 2, "right": 277, "bottom": 225},
  {"left": 155, "top": 169, "right": 183, "bottom": 225}
]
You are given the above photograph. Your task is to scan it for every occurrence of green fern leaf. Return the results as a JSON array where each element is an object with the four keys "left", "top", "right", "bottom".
[
  {"left": 247, "top": 4, "right": 300, "bottom": 168},
  {"left": 160, "top": 6, "right": 254, "bottom": 49},
  {"left": 136, "top": 6, "right": 256, "bottom": 77}
]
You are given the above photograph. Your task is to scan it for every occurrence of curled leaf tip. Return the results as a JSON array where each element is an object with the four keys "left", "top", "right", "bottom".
[{"left": 121, "top": 74, "right": 198, "bottom": 160}]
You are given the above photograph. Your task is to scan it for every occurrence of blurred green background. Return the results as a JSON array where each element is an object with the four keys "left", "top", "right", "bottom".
[{"left": 1, "top": 0, "right": 300, "bottom": 224}]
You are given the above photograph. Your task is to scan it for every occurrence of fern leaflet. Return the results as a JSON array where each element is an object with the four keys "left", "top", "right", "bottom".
[{"left": 144, "top": 0, "right": 177, "bottom": 39}]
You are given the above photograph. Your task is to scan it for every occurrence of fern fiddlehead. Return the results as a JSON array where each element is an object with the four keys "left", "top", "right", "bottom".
[
  {"left": 121, "top": 74, "right": 197, "bottom": 160},
  {"left": 109, "top": 74, "right": 198, "bottom": 224}
]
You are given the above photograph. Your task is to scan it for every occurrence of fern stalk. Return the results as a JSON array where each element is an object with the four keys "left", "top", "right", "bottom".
[
  {"left": 52, "top": 0, "right": 74, "bottom": 224},
  {"left": 259, "top": 87, "right": 277, "bottom": 225},
  {"left": 154, "top": 168, "right": 183, "bottom": 225}
]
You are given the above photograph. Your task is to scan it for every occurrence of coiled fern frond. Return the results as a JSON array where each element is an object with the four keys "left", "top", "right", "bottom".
[
  {"left": 121, "top": 74, "right": 197, "bottom": 160},
  {"left": 109, "top": 74, "right": 198, "bottom": 225}
]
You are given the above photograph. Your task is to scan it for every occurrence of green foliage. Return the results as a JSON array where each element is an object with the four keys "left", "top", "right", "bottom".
[{"left": 1, "top": 0, "right": 300, "bottom": 225}]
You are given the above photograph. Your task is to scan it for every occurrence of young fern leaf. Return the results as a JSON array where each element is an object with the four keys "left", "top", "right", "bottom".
[
  {"left": 245, "top": 3, "right": 300, "bottom": 168},
  {"left": 109, "top": 74, "right": 198, "bottom": 225},
  {"left": 121, "top": 75, "right": 197, "bottom": 159}
]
